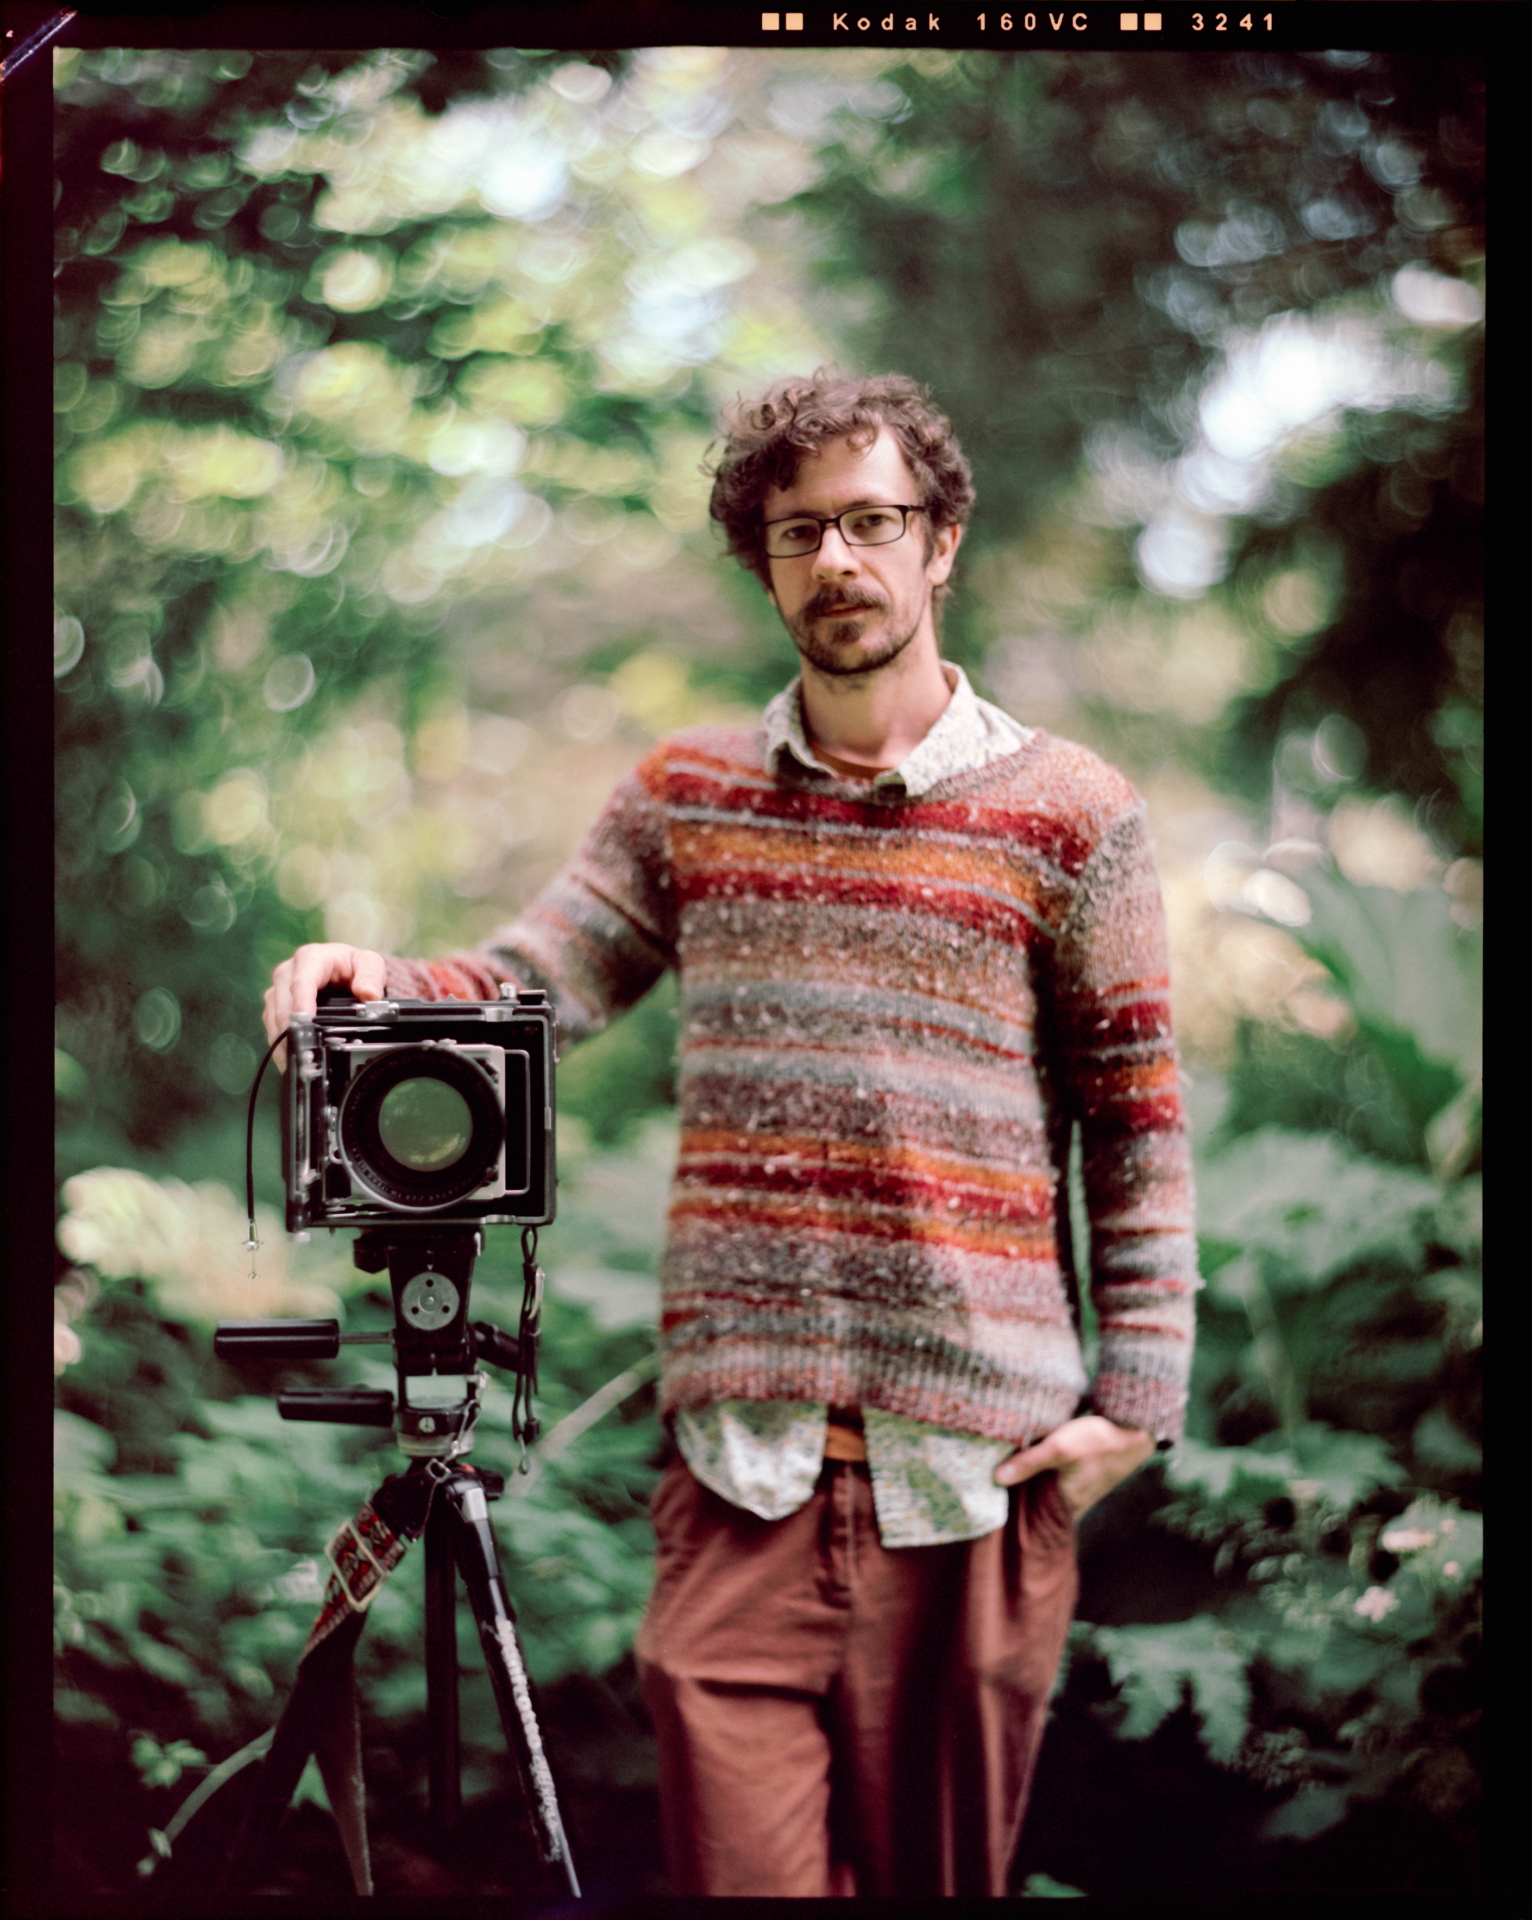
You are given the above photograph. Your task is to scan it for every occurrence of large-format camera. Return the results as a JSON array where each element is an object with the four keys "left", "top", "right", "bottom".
[
  {"left": 282, "top": 987, "right": 557, "bottom": 1233},
  {"left": 197, "top": 984, "right": 580, "bottom": 1895}
]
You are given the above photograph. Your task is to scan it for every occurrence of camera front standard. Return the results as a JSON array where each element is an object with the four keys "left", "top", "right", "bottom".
[{"left": 282, "top": 989, "right": 557, "bottom": 1231}]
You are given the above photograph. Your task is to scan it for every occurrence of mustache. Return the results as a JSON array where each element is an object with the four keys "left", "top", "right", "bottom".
[{"left": 801, "top": 587, "right": 888, "bottom": 621}]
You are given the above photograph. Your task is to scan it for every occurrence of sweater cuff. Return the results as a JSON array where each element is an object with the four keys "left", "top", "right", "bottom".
[
  {"left": 383, "top": 954, "right": 516, "bottom": 1002},
  {"left": 1078, "top": 1373, "right": 1189, "bottom": 1449}
]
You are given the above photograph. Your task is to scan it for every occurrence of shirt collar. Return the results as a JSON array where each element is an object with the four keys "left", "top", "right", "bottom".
[{"left": 763, "top": 663, "right": 1033, "bottom": 799}]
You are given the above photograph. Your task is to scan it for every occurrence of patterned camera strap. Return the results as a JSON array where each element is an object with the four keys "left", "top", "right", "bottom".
[
  {"left": 227, "top": 1471, "right": 434, "bottom": 1895},
  {"left": 304, "top": 1495, "right": 413, "bottom": 1658}
]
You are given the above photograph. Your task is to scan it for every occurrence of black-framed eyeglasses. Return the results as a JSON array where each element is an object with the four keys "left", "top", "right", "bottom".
[{"left": 761, "top": 504, "right": 925, "bottom": 560}]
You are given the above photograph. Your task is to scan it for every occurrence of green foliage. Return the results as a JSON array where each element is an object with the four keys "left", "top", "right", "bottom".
[
  {"left": 1167, "top": 1427, "right": 1407, "bottom": 1516},
  {"left": 132, "top": 1735, "right": 209, "bottom": 1790},
  {"left": 1020, "top": 1872, "right": 1087, "bottom": 1898},
  {"left": 1290, "top": 869, "right": 1481, "bottom": 1163},
  {"left": 1197, "top": 1132, "right": 1440, "bottom": 1283},
  {"left": 555, "top": 974, "right": 680, "bottom": 1148},
  {"left": 1061, "top": 863, "right": 1480, "bottom": 1869},
  {"left": 53, "top": 45, "right": 747, "bottom": 1179},
  {"left": 1215, "top": 867, "right": 1480, "bottom": 1177},
  {"left": 1078, "top": 1617, "right": 1252, "bottom": 1764}
]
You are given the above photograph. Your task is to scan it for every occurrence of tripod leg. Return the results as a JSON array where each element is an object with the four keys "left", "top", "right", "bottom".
[
  {"left": 313, "top": 1665, "right": 373, "bottom": 1894},
  {"left": 446, "top": 1477, "right": 581, "bottom": 1897},
  {"left": 424, "top": 1496, "right": 463, "bottom": 1831},
  {"left": 220, "top": 1611, "right": 371, "bottom": 1893}
]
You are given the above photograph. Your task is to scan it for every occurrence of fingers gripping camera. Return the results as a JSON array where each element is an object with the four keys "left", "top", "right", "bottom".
[{"left": 283, "top": 986, "right": 557, "bottom": 1232}]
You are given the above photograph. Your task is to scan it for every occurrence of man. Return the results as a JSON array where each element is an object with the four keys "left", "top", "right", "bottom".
[{"left": 264, "top": 373, "right": 1199, "bottom": 1897}]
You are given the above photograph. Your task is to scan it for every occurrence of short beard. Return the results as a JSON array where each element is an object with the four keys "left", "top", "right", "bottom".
[{"left": 785, "top": 588, "right": 918, "bottom": 679}]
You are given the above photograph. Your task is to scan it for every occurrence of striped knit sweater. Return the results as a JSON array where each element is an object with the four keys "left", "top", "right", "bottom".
[{"left": 388, "top": 720, "right": 1199, "bottom": 1447}]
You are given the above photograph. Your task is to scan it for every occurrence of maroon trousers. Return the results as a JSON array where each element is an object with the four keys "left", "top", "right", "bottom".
[{"left": 634, "top": 1456, "right": 1079, "bottom": 1898}]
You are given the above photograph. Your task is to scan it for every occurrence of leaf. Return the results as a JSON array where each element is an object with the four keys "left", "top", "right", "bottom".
[
  {"left": 1262, "top": 1745, "right": 1417, "bottom": 1843},
  {"left": 126, "top": 1634, "right": 201, "bottom": 1689},
  {"left": 55, "top": 1408, "right": 118, "bottom": 1479},
  {"left": 1379, "top": 1495, "right": 1483, "bottom": 1583},
  {"left": 292, "top": 1755, "right": 330, "bottom": 1810},
  {"left": 1195, "top": 1129, "right": 1440, "bottom": 1290},
  {"left": 56, "top": 1167, "right": 343, "bottom": 1325},
  {"left": 1285, "top": 1424, "right": 1408, "bottom": 1510},
  {"left": 1411, "top": 1407, "right": 1482, "bottom": 1478},
  {"left": 1428, "top": 1178, "right": 1481, "bottom": 1261},
  {"left": 1021, "top": 1873, "right": 1088, "bottom": 1897},
  {"left": 131, "top": 1734, "right": 207, "bottom": 1789},
  {"left": 1186, "top": 1653, "right": 1253, "bottom": 1767},
  {"left": 1262, "top": 1783, "right": 1352, "bottom": 1842},
  {"left": 1296, "top": 869, "right": 1481, "bottom": 1081},
  {"left": 1164, "top": 1437, "right": 1301, "bottom": 1502},
  {"left": 1088, "top": 1617, "right": 1251, "bottom": 1766}
]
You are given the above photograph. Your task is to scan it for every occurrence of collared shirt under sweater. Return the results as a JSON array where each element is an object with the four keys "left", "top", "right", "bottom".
[{"left": 385, "top": 664, "right": 1200, "bottom": 1546}]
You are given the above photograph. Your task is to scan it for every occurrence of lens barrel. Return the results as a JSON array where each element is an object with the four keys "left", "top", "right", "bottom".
[{"left": 338, "top": 1047, "right": 505, "bottom": 1211}]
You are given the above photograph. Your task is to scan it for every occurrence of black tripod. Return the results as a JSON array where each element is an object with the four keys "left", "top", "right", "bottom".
[{"left": 167, "top": 1225, "right": 581, "bottom": 1898}]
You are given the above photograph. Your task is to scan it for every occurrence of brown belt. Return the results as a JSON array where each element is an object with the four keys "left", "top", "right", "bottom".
[{"left": 824, "top": 1408, "right": 867, "bottom": 1463}]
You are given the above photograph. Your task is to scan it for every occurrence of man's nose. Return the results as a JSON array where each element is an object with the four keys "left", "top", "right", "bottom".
[{"left": 811, "top": 523, "right": 860, "bottom": 578}]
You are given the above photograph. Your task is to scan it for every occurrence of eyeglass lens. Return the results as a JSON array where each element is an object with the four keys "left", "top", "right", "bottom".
[{"left": 764, "top": 506, "right": 913, "bottom": 558}]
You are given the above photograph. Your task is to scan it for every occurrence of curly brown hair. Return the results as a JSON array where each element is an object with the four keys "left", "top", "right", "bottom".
[{"left": 707, "top": 371, "right": 976, "bottom": 598}]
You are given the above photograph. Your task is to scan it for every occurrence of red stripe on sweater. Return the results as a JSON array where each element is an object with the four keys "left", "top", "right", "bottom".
[
  {"left": 675, "top": 866, "right": 1049, "bottom": 941},
  {"left": 673, "top": 1157, "right": 1055, "bottom": 1220},
  {"left": 668, "top": 785, "right": 1096, "bottom": 877}
]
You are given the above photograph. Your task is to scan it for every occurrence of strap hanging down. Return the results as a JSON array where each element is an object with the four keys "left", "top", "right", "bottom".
[
  {"left": 220, "top": 1470, "right": 436, "bottom": 1895},
  {"left": 511, "top": 1226, "right": 544, "bottom": 1465}
]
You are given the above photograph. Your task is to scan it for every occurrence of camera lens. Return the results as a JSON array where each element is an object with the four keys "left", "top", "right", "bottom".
[
  {"left": 337, "top": 1045, "right": 506, "bottom": 1211},
  {"left": 377, "top": 1077, "right": 473, "bottom": 1172}
]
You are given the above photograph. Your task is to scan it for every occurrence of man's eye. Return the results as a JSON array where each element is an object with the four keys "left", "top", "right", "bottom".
[
  {"left": 847, "top": 510, "right": 897, "bottom": 536},
  {"left": 777, "top": 522, "right": 817, "bottom": 545}
]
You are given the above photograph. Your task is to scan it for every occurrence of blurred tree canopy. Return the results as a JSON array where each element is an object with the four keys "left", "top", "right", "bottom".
[
  {"left": 54, "top": 45, "right": 743, "bottom": 1169},
  {"left": 53, "top": 40, "right": 1480, "bottom": 1899},
  {"left": 795, "top": 48, "right": 1483, "bottom": 852}
]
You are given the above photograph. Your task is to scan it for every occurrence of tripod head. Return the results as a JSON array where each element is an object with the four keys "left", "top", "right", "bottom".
[{"left": 215, "top": 1223, "right": 544, "bottom": 1465}]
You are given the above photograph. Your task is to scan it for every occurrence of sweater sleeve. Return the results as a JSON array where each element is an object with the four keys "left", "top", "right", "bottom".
[
  {"left": 1045, "top": 804, "right": 1200, "bottom": 1444},
  {"left": 385, "top": 753, "right": 678, "bottom": 1050}
]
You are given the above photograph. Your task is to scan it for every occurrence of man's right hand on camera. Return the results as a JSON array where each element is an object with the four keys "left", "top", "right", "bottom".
[{"left": 264, "top": 943, "right": 387, "bottom": 1066}]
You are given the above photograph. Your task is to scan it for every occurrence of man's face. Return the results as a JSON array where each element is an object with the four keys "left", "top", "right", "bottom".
[{"left": 763, "top": 428, "right": 960, "bottom": 679}]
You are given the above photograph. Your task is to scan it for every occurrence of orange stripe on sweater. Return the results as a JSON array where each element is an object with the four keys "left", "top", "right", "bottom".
[
  {"left": 677, "top": 1131, "right": 1053, "bottom": 1194},
  {"left": 666, "top": 1193, "right": 1058, "bottom": 1258},
  {"left": 672, "top": 820, "right": 1059, "bottom": 894}
]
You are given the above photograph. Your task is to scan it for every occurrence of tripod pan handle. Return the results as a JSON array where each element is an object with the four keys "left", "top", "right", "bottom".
[
  {"left": 215, "top": 1318, "right": 341, "bottom": 1361},
  {"left": 470, "top": 1321, "right": 523, "bottom": 1373},
  {"left": 278, "top": 1388, "right": 395, "bottom": 1427}
]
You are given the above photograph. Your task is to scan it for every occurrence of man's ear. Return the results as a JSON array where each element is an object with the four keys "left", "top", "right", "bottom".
[{"left": 928, "top": 520, "right": 962, "bottom": 586}]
